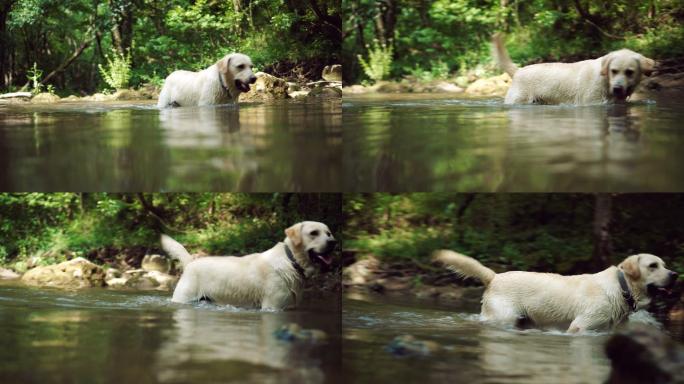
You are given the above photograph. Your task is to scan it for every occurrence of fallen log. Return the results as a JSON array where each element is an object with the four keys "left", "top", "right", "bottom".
[{"left": 0, "top": 92, "right": 32, "bottom": 99}]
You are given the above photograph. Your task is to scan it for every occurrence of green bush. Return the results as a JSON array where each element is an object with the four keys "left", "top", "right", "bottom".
[
  {"left": 358, "top": 40, "right": 393, "bottom": 82},
  {"left": 99, "top": 50, "right": 132, "bottom": 90}
]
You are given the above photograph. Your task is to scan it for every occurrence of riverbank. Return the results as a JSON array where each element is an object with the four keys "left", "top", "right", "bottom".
[
  {"left": 344, "top": 59, "right": 684, "bottom": 98},
  {"left": 0, "top": 65, "right": 342, "bottom": 105}
]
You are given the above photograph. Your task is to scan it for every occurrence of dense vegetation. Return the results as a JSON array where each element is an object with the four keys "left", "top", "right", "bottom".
[
  {"left": 344, "top": 0, "right": 684, "bottom": 83},
  {"left": 0, "top": 193, "right": 342, "bottom": 271},
  {"left": 0, "top": 0, "right": 341, "bottom": 94},
  {"left": 344, "top": 193, "right": 684, "bottom": 275}
]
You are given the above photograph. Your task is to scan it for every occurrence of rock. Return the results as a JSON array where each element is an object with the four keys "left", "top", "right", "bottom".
[
  {"left": 105, "top": 277, "right": 128, "bottom": 288},
  {"left": 371, "top": 81, "right": 410, "bottom": 93},
  {"left": 31, "top": 92, "right": 60, "bottom": 103},
  {"left": 605, "top": 325, "right": 684, "bottom": 384},
  {"left": 343, "top": 85, "right": 368, "bottom": 95},
  {"left": 465, "top": 73, "right": 511, "bottom": 96},
  {"left": 0, "top": 268, "right": 20, "bottom": 279},
  {"left": 121, "top": 269, "right": 177, "bottom": 290},
  {"left": 141, "top": 254, "right": 170, "bottom": 273},
  {"left": 287, "top": 82, "right": 301, "bottom": 92},
  {"left": 433, "top": 81, "right": 464, "bottom": 93},
  {"left": 105, "top": 268, "right": 122, "bottom": 281},
  {"left": 343, "top": 256, "right": 380, "bottom": 285},
  {"left": 240, "top": 72, "right": 289, "bottom": 101},
  {"left": 62, "top": 95, "right": 80, "bottom": 102},
  {"left": 322, "top": 64, "right": 342, "bottom": 82},
  {"left": 274, "top": 323, "right": 327, "bottom": 343},
  {"left": 81, "top": 93, "right": 113, "bottom": 102},
  {"left": 112, "top": 89, "right": 145, "bottom": 100},
  {"left": 21, "top": 257, "right": 105, "bottom": 288},
  {"left": 386, "top": 335, "right": 442, "bottom": 357},
  {"left": 308, "top": 87, "right": 342, "bottom": 98},
  {"left": 289, "top": 90, "right": 310, "bottom": 99},
  {"left": 454, "top": 76, "right": 470, "bottom": 88}
]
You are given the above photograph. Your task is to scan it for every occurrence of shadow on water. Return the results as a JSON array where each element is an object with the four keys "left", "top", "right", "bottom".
[
  {"left": 343, "top": 93, "right": 684, "bottom": 192},
  {"left": 0, "top": 100, "right": 341, "bottom": 191},
  {"left": 342, "top": 292, "right": 683, "bottom": 384},
  {"left": 0, "top": 283, "right": 341, "bottom": 384}
]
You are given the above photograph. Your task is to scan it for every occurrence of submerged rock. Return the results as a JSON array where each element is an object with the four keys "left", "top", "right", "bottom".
[
  {"left": 274, "top": 323, "right": 327, "bottom": 343},
  {"left": 21, "top": 257, "right": 105, "bottom": 288},
  {"left": 386, "top": 335, "right": 442, "bottom": 357},
  {"left": 605, "top": 325, "right": 684, "bottom": 383},
  {"left": 106, "top": 268, "right": 177, "bottom": 291},
  {"left": 465, "top": 73, "right": 511, "bottom": 96}
]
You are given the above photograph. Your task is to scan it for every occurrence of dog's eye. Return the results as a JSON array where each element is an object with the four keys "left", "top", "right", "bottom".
[
  {"left": 625, "top": 69, "right": 634, "bottom": 77},
  {"left": 237, "top": 64, "right": 245, "bottom": 70},
  {"left": 326, "top": 231, "right": 331, "bottom": 236},
  {"left": 310, "top": 230, "right": 320, "bottom": 237},
  {"left": 649, "top": 263, "right": 658, "bottom": 269},
  {"left": 611, "top": 69, "right": 618, "bottom": 75}
]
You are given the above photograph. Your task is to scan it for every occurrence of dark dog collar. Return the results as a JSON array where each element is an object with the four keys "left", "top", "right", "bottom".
[
  {"left": 284, "top": 243, "right": 306, "bottom": 280},
  {"left": 218, "top": 72, "right": 231, "bottom": 96},
  {"left": 617, "top": 269, "right": 637, "bottom": 311}
]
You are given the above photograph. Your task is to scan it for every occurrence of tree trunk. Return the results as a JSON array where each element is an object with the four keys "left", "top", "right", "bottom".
[
  {"left": 592, "top": 193, "right": 613, "bottom": 269},
  {"left": 0, "top": 0, "right": 16, "bottom": 89},
  {"left": 109, "top": 0, "right": 135, "bottom": 55},
  {"left": 374, "top": 0, "right": 397, "bottom": 45}
]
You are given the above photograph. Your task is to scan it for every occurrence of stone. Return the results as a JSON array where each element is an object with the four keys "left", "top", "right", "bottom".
[
  {"left": 386, "top": 335, "right": 442, "bottom": 356},
  {"left": 342, "top": 85, "right": 368, "bottom": 95},
  {"left": 465, "top": 73, "right": 511, "bottom": 96},
  {"left": 112, "top": 89, "right": 145, "bottom": 100},
  {"left": 307, "top": 87, "right": 342, "bottom": 98},
  {"left": 322, "top": 64, "right": 342, "bottom": 82},
  {"left": 605, "top": 324, "right": 684, "bottom": 384},
  {"left": 21, "top": 257, "right": 105, "bottom": 288},
  {"left": 433, "top": 81, "right": 464, "bottom": 93},
  {"left": 146, "top": 270, "right": 177, "bottom": 291},
  {"left": 454, "top": 76, "right": 470, "bottom": 88},
  {"left": 0, "top": 268, "right": 20, "bottom": 279},
  {"left": 289, "top": 90, "right": 310, "bottom": 99},
  {"left": 343, "top": 256, "right": 380, "bottom": 285},
  {"left": 105, "top": 277, "right": 128, "bottom": 288},
  {"left": 62, "top": 95, "right": 80, "bottom": 102},
  {"left": 372, "top": 81, "right": 410, "bottom": 93},
  {"left": 141, "top": 254, "right": 170, "bottom": 273},
  {"left": 31, "top": 92, "right": 60, "bottom": 103},
  {"left": 240, "top": 72, "right": 289, "bottom": 101},
  {"left": 120, "top": 269, "right": 177, "bottom": 291},
  {"left": 105, "top": 268, "right": 122, "bottom": 280},
  {"left": 274, "top": 323, "right": 327, "bottom": 343}
]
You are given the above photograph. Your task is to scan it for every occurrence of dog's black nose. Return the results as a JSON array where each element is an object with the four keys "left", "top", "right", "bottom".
[
  {"left": 671, "top": 271, "right": 679, "bottom": 280},
  {"left": 328, "top": 239, "right": 338, "bottom": 248},
  {"left": 249, "top": 76, "right": 257, "bottom": 84}
]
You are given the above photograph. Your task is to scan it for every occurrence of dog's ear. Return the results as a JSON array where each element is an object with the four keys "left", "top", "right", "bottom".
[
  {"left": 600, "top": 54, "right": 613, "bottom": 77},
  {"left": 217, "top": 54, "right": 234, "bottom": 77},
  {"left": 285, "top": 223, "right": 303, "bottom": 248},
  {"left": 619, "top": 255, "right": 641, "bottom": 279},
  {"left": 639, "top": 56, "right": 655, "bottom": 77}
]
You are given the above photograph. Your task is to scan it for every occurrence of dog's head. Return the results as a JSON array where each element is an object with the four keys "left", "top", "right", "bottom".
[
  {"left": 600, "top": 49, "right": 655, "bottom": 102},
  {"left": 217, "top": 53, "right": 257, "bottom": 94},
  {"left": 284, "top": 221, "right": 337, "bottom": 269},
  {"left": 618, "top": 254, "right": 678, "bottom": 298}
]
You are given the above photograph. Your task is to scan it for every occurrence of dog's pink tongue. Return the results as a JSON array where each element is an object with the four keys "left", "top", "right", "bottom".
[{"left": 317, "top": 254, "right": 333, "bottom": 265}]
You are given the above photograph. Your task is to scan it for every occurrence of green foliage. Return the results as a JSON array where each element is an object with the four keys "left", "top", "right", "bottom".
[
  {"left": 344, "top": 194, "right": 684, "bottom": 275},
  {"left": 357, "top": 40, "right": 393, "bottom": 82},
  {"left": 26, "top": 62, "right": 43, "bottom": 94},
  {"left": 98, "top": 50, "right": 132, "bottom": 90}
]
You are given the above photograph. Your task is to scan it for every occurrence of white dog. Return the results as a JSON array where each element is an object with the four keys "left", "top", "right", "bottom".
[
  {"left": 492, "top": 34, "right": 655, "bottom": 105},
  {"left": 434, "top": 250, "right": 678, "bottom": 333},
  {"left": 161, "top": 221, "right": 336, "bottom": 310},
  {"left": 157, "top": 53, "right": 256, "bottom": 107}
]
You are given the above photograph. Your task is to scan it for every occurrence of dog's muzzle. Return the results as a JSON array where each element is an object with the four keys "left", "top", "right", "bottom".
[
  {"left": 647, "top": 272, "right": 679, "bottom": 297},
  {"left": 308, "top": 239, "right": 337, "bottom": 267},
  {"left": 235, "top": 77, "right": 256, "bottom": 93}
]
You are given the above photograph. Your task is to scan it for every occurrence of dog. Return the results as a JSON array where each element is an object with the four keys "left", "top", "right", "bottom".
[
  {"left": 157, "top": 53, "right": 256, "bottom": 107},
  {"left": 161, "top": 221, "right": 336, "bottom": 310},
  {"left": 492, "top": 34, "right": 655, "bottom": 105},
  {"left": 433, "top": 250, "right": 678, "bottom": 333}
]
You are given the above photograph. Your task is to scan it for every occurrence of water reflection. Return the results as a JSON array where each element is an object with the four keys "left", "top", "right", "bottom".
[
  {"left": 0, "top": 100, "right": 341, "bottom": 191},
  {"left": 344, "top": 94, "right": 684, "bottom": 192}
]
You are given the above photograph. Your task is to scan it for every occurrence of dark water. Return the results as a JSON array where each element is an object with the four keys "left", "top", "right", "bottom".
[
  {"left": 343, "top": 93, "right": 684, "bottom": 192},
  {"left": 0, "top": 283, "right": 341, "bottom": 384},
  {"left": 343, "top": 292, "right": 684, "bottom": 384},
  {"left": 0, "top": 100, "right": 341, "bottom": 192}
]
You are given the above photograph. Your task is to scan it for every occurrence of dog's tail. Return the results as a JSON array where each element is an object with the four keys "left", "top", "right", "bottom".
[
  {"left": 491, "top": 33, "right": 518, "bottom": 77},
  {"left": 160, "top": 234, "right": 193, "bottom": 268},
  {"left": 433, "top": 250, "right": 496, "bottom": 286}
]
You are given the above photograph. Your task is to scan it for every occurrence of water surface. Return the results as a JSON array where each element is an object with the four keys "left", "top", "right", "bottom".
[
  {"left": 343, "top": 291, "right": 683, "bottom": 384},
  {"left": 0, "top": 283, "right": 341, "bottom": 384},
  {"left": 0, "top": 100, "right": 341, "bottom": 191},
  {"left": 344, "top": 92, "right": 684, "bottom": 191}
]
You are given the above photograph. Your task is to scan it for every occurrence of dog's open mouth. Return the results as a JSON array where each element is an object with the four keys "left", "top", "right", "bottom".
[
  {"left": 235, "top": 79, "right": 250, "bottom": 92},
  {"left": 647, "top": 282, "right": 677, "bottom": 297},
  {"left": 308, "top": 249, "right": 334, "bottom": 267}
]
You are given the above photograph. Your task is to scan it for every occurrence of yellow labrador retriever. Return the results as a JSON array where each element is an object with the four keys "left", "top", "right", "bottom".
[
  {"left": 161, "top": 221, "right": 336, "bottom": 310},
  {"left": 492, "top": 34, "right": 655, "bottom": 105},
  {"left": 157, "top": 53, "right": 256, "bottom": 107},
  {"left": 434, "top": 251, "right": 678, "bottom": 333}
]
